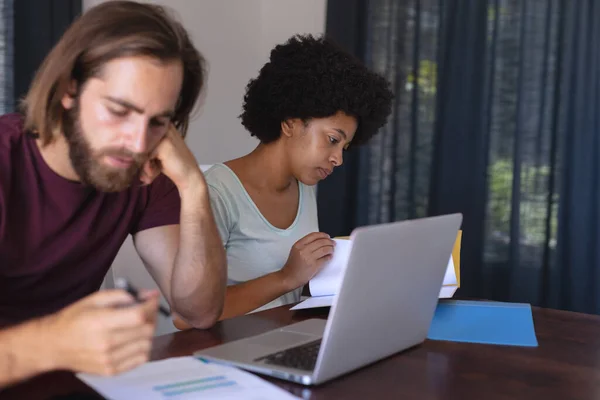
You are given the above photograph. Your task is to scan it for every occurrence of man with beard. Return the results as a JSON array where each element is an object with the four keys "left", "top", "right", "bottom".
[{"left": 0, "top": 0, "right": 226, "bottom": 387}]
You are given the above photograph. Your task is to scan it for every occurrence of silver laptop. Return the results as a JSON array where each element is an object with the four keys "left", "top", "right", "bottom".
[{"left": 194, "top": 213, "right": 462, "bottom": 385}]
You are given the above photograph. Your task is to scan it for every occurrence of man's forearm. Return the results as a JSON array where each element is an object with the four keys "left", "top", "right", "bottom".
[
  {"left": 171, "top": 183, "right": 227, "bottom": 328},
  {"left": 0, "top": 318, "right": 55, "bottom": 388}
]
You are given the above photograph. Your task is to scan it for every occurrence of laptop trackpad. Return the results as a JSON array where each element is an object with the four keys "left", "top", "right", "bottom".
[{"left": 247, "top": 331, "right": 316, "bottom": 348}]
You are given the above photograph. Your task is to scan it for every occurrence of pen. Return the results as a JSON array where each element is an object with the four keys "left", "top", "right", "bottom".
[{"left": 115, "top": 277, "right": 171, "bottom": 317}]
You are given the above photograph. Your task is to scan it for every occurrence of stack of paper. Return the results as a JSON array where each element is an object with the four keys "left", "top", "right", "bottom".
[
  {"left": 291, "top": 238, "right": 459, "bottom": 311},
  {"left": 77, "top": 356, "right": 299, "bottom": 400}
]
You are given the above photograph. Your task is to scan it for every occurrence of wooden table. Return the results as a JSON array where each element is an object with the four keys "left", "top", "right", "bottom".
[{"left": 3, "top": 303, "right": 600, "bottom": 400}]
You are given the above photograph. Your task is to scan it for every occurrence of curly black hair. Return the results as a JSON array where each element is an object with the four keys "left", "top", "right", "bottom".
[{"left": 240, "top": 34, "right": 394, "bottom": 146}]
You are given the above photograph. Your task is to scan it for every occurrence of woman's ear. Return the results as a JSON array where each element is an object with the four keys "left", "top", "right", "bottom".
[{"left": 281, "top": 118, "right": 295, "bottom": 138}]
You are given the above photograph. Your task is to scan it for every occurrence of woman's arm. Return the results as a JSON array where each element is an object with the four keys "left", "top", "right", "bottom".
[
  {"left": 173, "top": 232, "right": 334, "bottom": 330},
  {"left": 173, "top": 271, "right": 294, "bottom": 329}
]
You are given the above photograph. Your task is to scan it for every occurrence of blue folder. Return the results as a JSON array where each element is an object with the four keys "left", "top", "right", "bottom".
[{"left": 426, "top": 300, "right": 538, "bottom": 347}]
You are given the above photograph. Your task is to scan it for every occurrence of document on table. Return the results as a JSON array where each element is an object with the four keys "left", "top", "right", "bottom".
[
  {"left": 307, "top": 238, "right": 353, "bottom": 297},
  {"left": 77, "top": 356, "right": 299, "bottom": 400},
  {"left": 290, "top": 238, "right": 458, "bottom": 311},
  {"left": 427, "top": 300, "right": 539, "bottom": 347}
]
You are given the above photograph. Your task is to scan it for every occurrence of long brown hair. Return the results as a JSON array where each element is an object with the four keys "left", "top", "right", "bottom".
[{"left": 21, "top": 0, "right": 205, "bottom": 145}]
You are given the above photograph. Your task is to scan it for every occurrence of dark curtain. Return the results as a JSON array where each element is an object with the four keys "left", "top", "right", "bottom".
[
  {"left": 316, "top": 0, "right": 369, "bottom": 237},
  {"left": 320, "top": 0, "right": 600, "bottom": 315},
  {"left": 12, "top": 0, "right": 81, "bottom": 109},
  {"left": 319, "top": 0, "right": 440, "bottom": 236},
  {"left": 0, "top": 0, "right": 13, "bottom": 114},
  {"left": 550, "top": 0, "right": 600, "bottom": 313}
]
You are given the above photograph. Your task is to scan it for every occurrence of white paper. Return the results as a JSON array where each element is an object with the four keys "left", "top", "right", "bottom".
[
  {"left": 291, "top": 284, "right": 457, "bottom": 311},
  {"left": 443, "top": 256, "right": 457, "bottom": 286},
  {"left": 438, "top": 285, "right": 458, "bottom": 298},
  {"left": 291, "top": 250, "right": 458, "bottom": 311},
  {"left": 77, "top": 356, "right": 299, "bottom": 400},
  {"left": 290, "top": 295, "right": 335, "bottom": 310},
  {"left": 308, "top": 239, "right": 352, "bottom": 297},
  {"left": 307, "top": 238, "right": 456, "bottom": 297}
]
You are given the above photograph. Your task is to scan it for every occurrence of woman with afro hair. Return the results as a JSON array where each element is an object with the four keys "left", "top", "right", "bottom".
[{"left": 174, "top": 34, "right": 393, "bottom": 329}]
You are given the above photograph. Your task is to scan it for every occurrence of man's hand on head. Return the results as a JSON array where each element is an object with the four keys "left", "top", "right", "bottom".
[{"left": 139, "top": 124, "right": 206, "bottom": 194}]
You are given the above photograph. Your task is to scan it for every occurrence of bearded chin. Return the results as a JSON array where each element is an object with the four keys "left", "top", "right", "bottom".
[{"left": 62, "top": 102, "right": 144, "bottom": 193}]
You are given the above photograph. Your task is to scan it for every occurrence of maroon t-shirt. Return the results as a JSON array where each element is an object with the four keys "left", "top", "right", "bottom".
[{"left": 0, "top": 113, "right": 181, "bottom": 327}]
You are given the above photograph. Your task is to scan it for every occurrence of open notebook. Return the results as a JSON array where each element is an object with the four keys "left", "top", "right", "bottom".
[{"left": 290, "top": 235, "right": 460, "bottom": 311}]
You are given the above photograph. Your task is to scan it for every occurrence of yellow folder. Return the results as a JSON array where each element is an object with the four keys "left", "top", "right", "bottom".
[{"left": 452, "top": 230, "right": 462, "bottom": 286}]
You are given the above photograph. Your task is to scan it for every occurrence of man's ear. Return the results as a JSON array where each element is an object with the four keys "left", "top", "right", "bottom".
[{"left": 60, "top": 80, "right": 79, "bottom": 110}]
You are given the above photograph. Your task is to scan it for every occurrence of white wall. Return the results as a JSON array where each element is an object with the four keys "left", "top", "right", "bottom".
[
  {"left": 84, "top": 0, "right": 326, "bottom": 164},
  {"left": 84, "top": 0, "right": 327, "bottom": 334}
]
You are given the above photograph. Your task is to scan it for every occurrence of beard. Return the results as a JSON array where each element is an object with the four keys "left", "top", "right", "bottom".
[{"left": 62, "top": 100, "right": 148, "bottom": 192}]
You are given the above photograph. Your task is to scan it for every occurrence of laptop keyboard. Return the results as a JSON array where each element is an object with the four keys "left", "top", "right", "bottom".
[{"left": 255, "top": 339, "right": 322, "bottom": 371}]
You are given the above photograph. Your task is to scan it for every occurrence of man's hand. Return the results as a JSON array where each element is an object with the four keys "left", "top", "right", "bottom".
[
  {"left": 139, "top": 124, "right": 204, "bottom": 192},
  {"left": 44, "top": 290, "right": 159, "bottom": 376}
]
